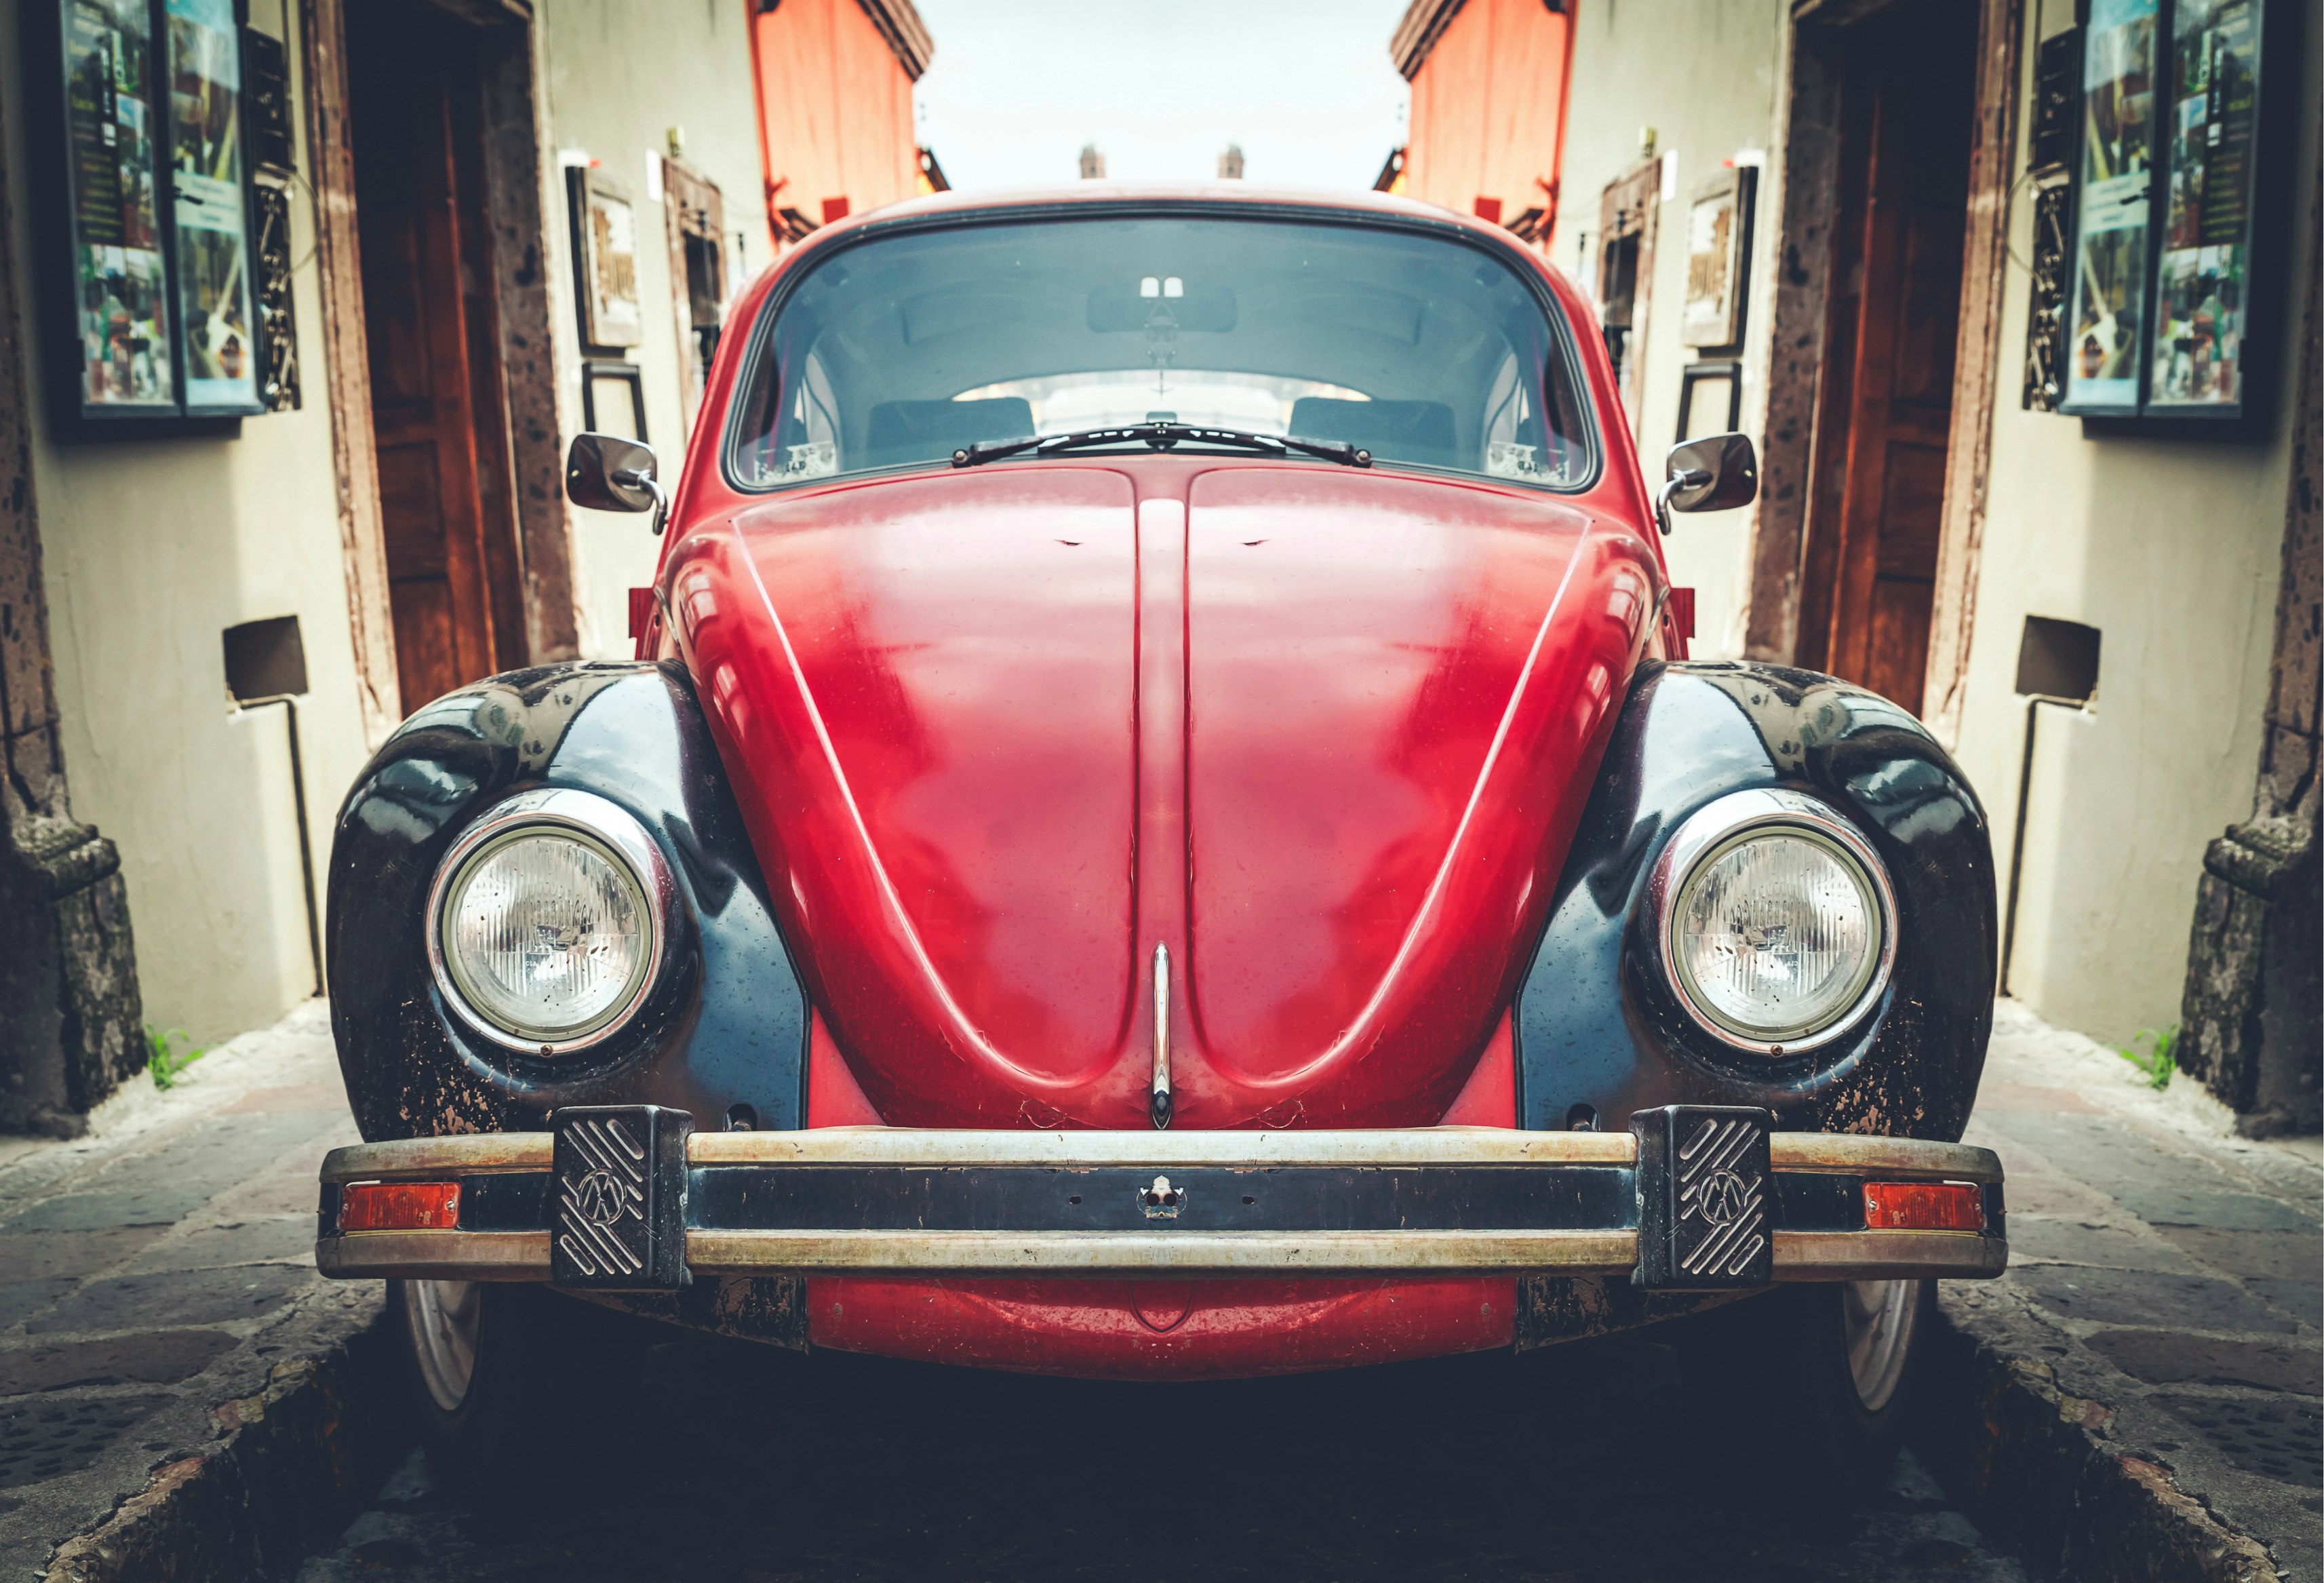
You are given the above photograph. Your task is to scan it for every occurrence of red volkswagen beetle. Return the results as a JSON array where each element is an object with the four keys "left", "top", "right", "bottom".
[{"left": 318, "top": 187, "right": 2005, "bottom": 1488}]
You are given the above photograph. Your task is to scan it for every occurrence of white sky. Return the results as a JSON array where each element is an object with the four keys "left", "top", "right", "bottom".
[{"left": 911, "top": 1, "right": 1415, "bottom": 193}]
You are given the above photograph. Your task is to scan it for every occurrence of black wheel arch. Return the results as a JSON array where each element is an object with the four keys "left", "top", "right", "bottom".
[
  {"left": 327, "top": 661, "right": 809, "bottom": 1141},
  {"left": 1516, "top": 661, "right": 1997, "bottom": 1140}
]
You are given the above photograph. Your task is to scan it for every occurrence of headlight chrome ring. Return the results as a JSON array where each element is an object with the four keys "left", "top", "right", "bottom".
[
  {"left": 427, "top": 787, "right": 674, "bottom": 1056},
  {"left": 1647, "top": 787, "right": 1897, "bottom": 1057}
]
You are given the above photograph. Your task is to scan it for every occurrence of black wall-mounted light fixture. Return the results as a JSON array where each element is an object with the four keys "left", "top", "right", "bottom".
[
  {"left": 2001, "top": 614, "right": 2102, "bottom": 995},
  {"left": 223, "top": 616, "right": 322, "bottom": 998}
]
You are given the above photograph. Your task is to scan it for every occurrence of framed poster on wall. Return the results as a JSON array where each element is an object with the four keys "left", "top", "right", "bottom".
[
  {"left": 52, "top": 0, "right": 178, "bottom": 418},
  {"left": 1680, "top": 168, "right": 1754, "bottom": 351},
  {"left": 2056, "top": 0, "right": 2290, "bottom": 423},
  {"left": 2058, "top": 0, "right": 2156, "bottom": 414},
  {"left": 28, "top": 0, "right": 269, "bottom": 425},
  {"left": 2144, "top": 0, "right": 2264, "bottom": 414},
  {"left": 569, "top": 167, "right": 644, "bottom": 350},
  {"left": 165, "top": 0, "right": 261, "bottom": 414}
]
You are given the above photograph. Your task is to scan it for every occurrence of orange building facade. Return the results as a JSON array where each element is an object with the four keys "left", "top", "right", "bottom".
[
  {"left": 749, "top": 0, "right": 935, "bottom": 241},
  {"left": 1390, "top": 0, "right": 1575, "bottom": 245}
]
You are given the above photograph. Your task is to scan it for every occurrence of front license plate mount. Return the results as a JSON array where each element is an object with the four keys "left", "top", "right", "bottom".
[
  {"left": 1630, "top": 1104, "right": 1774, "bottom": 1291},
  {"left": 551, "top": 1105, "right": 692, "bottom": 1291}
]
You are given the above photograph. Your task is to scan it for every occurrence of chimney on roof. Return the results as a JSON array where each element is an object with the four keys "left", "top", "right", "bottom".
[
  {"left": 1218, "top": 143, "right": 1244, "bottom": 179},
  {"left": 1079, "top": 144, "right": 1105, "bottom": 179}
]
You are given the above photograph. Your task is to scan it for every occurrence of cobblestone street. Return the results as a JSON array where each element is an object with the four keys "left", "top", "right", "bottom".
[
  {"left": 2, "top": 998, "right": 2315, "bottom": 1580},
  {"left": 0, "top": 1004, "right": 379, "bottom": 1579},
  {"left": 1952, "top": 1003, "right": 2323, "bottom": 1581}
]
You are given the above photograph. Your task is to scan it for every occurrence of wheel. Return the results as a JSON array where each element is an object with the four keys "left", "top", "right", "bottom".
[
  {"left": 1674, "top": 1278, "right": 1933, "bottom": 1489},
  {"left": 1837, "top": 1278, "right": 1925, "bottom": 1424},
  {"left": 391, "top": 1279, "right": 647, "bottom": 1498}
]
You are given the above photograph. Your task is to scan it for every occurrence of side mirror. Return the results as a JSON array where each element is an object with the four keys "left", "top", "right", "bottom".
[
  {"left": 1656, "top": 432, "right": 1758, "bottom": 534},
  {"left": 566, "top": 433, "right": 669, "bottom": 534}
]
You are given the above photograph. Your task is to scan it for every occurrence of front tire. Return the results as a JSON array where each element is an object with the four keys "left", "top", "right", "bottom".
[
  {"left": 391, "top": 1279, "right": 647, "bottom": 1497},
  {"left": 1676, "top": 1278, "right": 1933, "bottom": 1489}
]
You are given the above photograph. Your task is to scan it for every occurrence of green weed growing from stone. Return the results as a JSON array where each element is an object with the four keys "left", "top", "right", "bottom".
[
  {"left": 2116, "top": 1024, "right": 2178, "bottom": 1091},
  {"left": 145, "top": 1025, "right": 206, "bottom": 1090}
]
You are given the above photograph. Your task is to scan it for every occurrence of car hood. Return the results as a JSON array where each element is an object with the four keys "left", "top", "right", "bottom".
[{"left": 667, "top": 464, "right": 1657, "bottom": 1127}]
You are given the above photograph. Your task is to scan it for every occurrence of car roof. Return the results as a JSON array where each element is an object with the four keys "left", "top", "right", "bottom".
[{"left": 809, "top": 182, "right": 1526, "bottom": 247}]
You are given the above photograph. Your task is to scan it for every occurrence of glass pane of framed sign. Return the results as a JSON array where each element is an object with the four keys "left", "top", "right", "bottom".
[
  {"left": 56, "top": 0, "right": 176, "bottom": 414},
  {"left": 2058, "top": 0, "right": 2289, "bottom": 423},
  {"left": 167, "top": 0, "right": 260, "bottom": 413},
  {"left": 31, "top": 0, "right": 264, "bottom": 424}
]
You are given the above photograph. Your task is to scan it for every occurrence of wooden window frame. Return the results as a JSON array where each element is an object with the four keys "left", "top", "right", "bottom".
[
  {"left": 298, "top": 0, "right": 397, "bottom": 744},
  {"left": 1921, "top": 0, "right": 2025, "bottom": 744}
]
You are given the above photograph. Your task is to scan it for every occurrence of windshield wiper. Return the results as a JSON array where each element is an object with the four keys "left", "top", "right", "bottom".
[{"left": 951, "top": 421, "right": 1371, "bottom": 470}]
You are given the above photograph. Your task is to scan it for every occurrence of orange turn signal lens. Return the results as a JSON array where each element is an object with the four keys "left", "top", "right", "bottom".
[
  {"left": 338, "top": 1180, "right": 461, "bottom": 1232},
  {"left": 1862, "top": 1180, "right": 1984, "bottom": 1232}
]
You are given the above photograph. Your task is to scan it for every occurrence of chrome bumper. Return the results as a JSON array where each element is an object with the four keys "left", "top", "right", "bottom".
[{"left": 315, "top": 1112, "right": 2006, "bottom": 1287}]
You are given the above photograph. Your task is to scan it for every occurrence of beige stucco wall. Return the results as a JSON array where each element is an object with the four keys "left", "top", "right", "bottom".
[
  {"left": 1547, "top": 0, "right": 1791, "bottom": 661},
  {"left": 1, "top": 0, "right": 786, "bottom": 1048},
  {"left": 1552, "top": 0, "right": 2318, "bottom": 1050},
  {"left": 536, "top": 0, "right": 781, "bottom": 659},
  {"left": 0, "top": 1, "right": 373, "bottom": 1045},
  {"left": 1947, "top": 0, "right": 2320, "bottom": 1045}
]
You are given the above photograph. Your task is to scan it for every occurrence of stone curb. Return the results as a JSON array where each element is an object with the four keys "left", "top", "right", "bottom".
[
  {"left": 1919, "top": 1293, "right": 2285, "bottom": 1583},
  {"left": 40, "top": 1291, "right": 405, "bottom": 1583}
]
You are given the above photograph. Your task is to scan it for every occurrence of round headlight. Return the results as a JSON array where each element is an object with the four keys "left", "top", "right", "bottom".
[
  {"left": 1653, "top": 791, "right": 1894, "bottom": 1053},
  {"left": 429, "top": 790, "right": 669, "bottom": 1053}
]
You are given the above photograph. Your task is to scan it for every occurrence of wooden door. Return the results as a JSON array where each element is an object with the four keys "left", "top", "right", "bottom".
[
  {"left": 1796, "top": 4, "right": 1976, "bottom": 714},
  {"left": 348, "top": 10, "right": 525, "bottom": 714}
]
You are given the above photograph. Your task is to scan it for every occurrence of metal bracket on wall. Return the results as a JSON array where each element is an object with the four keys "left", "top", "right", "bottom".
[
  {"left": 2020, "top": 27, "right": 2079, "bottom": 412},
  {"left": 223, "top": 617, "right": 321, "bottom": 996},
  {"left": 252, "top": 182, "right": 301, "bottom": 413},
  {"left": 2001, "top": 616, "right": 2102, "bottom": 992},
  {"left": 2022, "top": 182, "right": 2072, "bottom": 412}
]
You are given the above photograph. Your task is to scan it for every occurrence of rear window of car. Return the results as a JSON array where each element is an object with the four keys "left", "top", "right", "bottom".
[{"left": 726, "top": 213, "right": 1598, "bottom": 492}]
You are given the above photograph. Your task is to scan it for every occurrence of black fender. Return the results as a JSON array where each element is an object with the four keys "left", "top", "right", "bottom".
[
  {"left": 1517, "top": 661, "right": 1996, "bottom": 1139},
  {"left": 326, "top": 662, "right": 808, "bottom": 1140}
]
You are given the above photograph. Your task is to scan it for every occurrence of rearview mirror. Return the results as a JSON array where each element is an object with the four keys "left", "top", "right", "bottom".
[
  {"left": 1086, "top": 281, "right": 1238, "bottom": 333},
  {"left": 566, "top": 433, "right": 668, "bottom": 533},
  {"left": 1657, "top": 433, "right": 1757, "bottom": 534}
]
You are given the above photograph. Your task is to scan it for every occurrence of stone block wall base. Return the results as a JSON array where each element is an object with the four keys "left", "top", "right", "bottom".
[
  {"left": 2178, "top": 815, "right": 2322, "bottom": 1137},
  {"left": 0, "top": 819, "right": 146, "bottom": 1135}
]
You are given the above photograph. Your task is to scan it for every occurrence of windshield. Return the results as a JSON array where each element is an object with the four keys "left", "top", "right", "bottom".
[{"left": 728, "top": 214, "right": 1596, "bottom": 491}]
